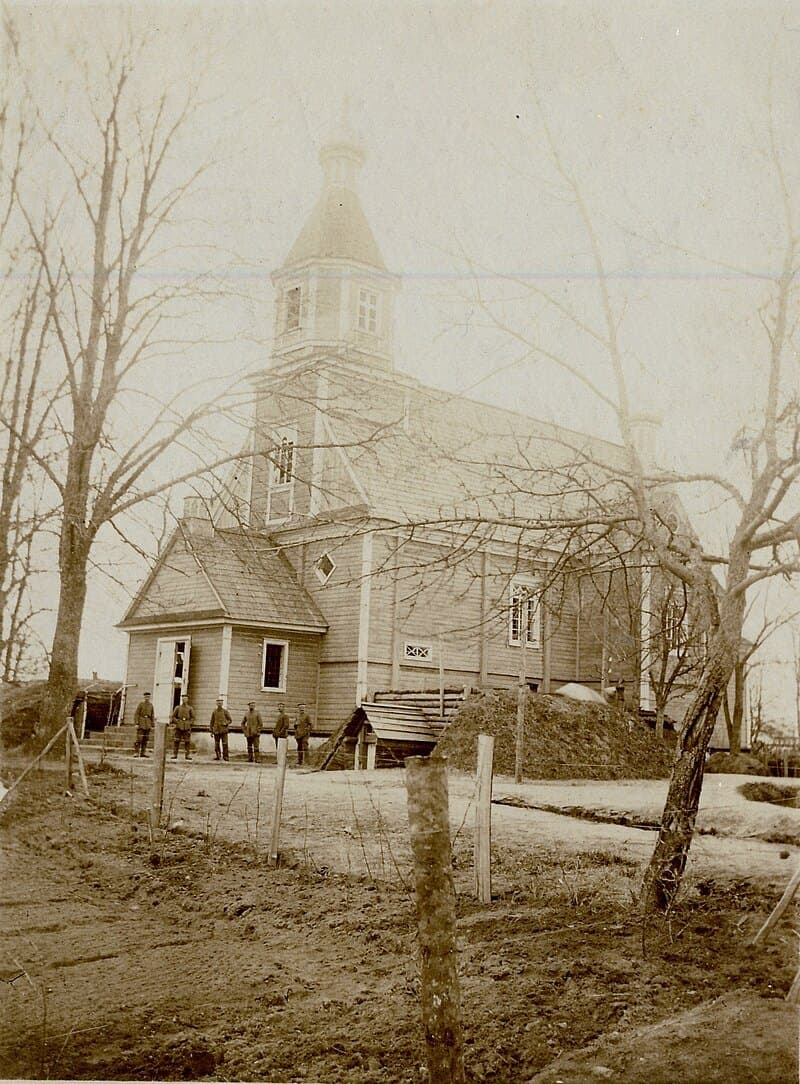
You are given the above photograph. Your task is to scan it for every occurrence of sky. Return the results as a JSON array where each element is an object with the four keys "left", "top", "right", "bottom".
[{"left": 11, "top": 1, "right": 800, "bottom": 725}]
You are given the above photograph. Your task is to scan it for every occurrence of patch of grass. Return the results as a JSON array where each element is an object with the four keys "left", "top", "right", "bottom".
[
  {"left": 739, "top": 781, "right": 800, "bottom": 808},
  {"left": 87, "top": 761, "right": 126, "bottom": 776}
]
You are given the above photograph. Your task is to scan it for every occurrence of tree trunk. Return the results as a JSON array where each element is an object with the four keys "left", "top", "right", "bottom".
[
  {"left": 39, "top": 543, "right": 89, "bottom": 739},
  {"left": 655, "top": 701, "right": 666, "bottom": 742},
  {"left": 642, "top": 639, "right": 737, "bottom": 915},
  {"left": 729, "top": 662, "right": 744, "bottom": 756}
]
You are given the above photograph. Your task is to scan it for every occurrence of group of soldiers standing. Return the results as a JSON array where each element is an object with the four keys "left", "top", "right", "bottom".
[{"left": 132, "top": 692, "right": 312, "bottom": 766}]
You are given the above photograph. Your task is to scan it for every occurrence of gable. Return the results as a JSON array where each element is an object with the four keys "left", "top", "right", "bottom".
[{"left": 124, "top": 533, "right": 224, "bottom": 625}]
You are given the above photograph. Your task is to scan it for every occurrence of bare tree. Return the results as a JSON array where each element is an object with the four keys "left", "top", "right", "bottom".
[
  {"left": 0, "top": 39, "right": 60, "bottom": 681},
  {"left": 793, "top": 628, "right": 800, "bottom": 741},
  {"left": 4, "top": 32, "right": 252, "bottom": 736},
  {"left": 454, "top": 94, "right": 800, "bottom": 916},
  {"left": 721, "top": 605, "right": 798, "bottom": 755}
]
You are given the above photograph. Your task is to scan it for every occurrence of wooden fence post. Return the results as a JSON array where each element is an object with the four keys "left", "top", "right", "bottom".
[
  {"left": 515, "top": 630, "right": 527, "bottom": 784},
  {"left": 65, "top": 716, "right": 73, "bottom": 792},
  {"left": 270, "top": 736, "right": 288, "bottom": 866},
  {"left": 68, "top": 718, "right": 90, "bottom": 798},
  {"left": 405, "top": 755, "right": 465, "bottom": 1084},
  {"left": 474, "top": 734, "right": 494, "bottom": 904},
  {"left": 149, "top": 721, "right": 168, "bottom": 834},
  {"left": 0, "top": 724, "right": 69, "bottom": 814},
  {"left": 751, "top": 859, "right": 800, "bottom": 946}
]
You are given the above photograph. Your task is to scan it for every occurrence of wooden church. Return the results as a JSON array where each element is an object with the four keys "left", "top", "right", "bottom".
[{"left": 118, "top": 124, "right": 669, "bottom": 754}]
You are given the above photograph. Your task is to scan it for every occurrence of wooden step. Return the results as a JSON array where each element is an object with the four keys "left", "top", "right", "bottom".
[{"left": 81, "top": 726, "right": 136, "bottom": 750}]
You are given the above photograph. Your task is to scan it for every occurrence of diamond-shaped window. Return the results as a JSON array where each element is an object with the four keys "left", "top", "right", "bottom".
[{"left": 314, "top": 553, "right": 336, "bottom": 584}]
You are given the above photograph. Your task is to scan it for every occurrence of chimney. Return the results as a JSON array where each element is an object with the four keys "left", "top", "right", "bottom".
[
  {"left": 629, "top": 413, "right": 662, "bottom": 473},
  {"left": 181, "top": 496, "right": 214, "bottom": 537}
]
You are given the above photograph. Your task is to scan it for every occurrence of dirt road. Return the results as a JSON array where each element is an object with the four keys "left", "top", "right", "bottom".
[{"left": 0, "top": 752, "right": 797, "bottom": 1082}]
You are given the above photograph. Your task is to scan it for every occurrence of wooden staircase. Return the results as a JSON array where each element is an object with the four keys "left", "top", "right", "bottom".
[
  {"left": 81, "top": 724, "right": 137, "bottom": 753},
  {"left": 371, "top": 686, "right": 474, "bottom": 724}
]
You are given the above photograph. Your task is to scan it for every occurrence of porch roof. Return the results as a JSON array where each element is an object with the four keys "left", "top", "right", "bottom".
[{"left": 120, "top": 528, "right": 328, "bottom": 633}]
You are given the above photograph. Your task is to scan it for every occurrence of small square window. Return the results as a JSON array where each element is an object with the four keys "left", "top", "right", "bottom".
[
  {"left": 286, "top": 286, "right": 301, "bottom": 331},
  {"left": 314, "top": 553, "right": 336, "bottom": 583},
  {"left": 357, "top": 289, "right": 378, "bottom": 334}
]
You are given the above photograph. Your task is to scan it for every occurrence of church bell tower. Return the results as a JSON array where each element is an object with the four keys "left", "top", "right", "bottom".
[{"left": 271, "top": 122, "right": 400, "bottom": 372}]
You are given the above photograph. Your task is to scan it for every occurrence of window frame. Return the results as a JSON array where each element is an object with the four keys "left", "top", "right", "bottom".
[
  {"left": 285, "top": 285, "right": 302, "bottom": 331},
  {"left": 663, "top": 599, "right": 689, "bottom": 655},
  {"left": 261, "top": 638, "right": 289, "bottom": 693},
  {"left": 314, "top": 552, "right": 336, "bottom": 584},
  {"left": 265, "top": 424, "right": 298, "bottom": 524},
  {"left": 274, "top": 435, "right": 295, "bottom": 487},
  {"left": 402, "top": 640, "right": 434, "bottom": 664},
  {"left": 508, "top": 577, "right": 541, "bottom": 648},
  {"left": 357, "top": 287, "right": 379, "bottom": 334}
]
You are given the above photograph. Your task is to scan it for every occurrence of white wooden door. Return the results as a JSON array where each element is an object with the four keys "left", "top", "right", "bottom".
[
  {"left": 153, "top": 640, "right": 177, "bottom": 721},
  {"left": 153, "top": 636, "right": 193, "bottom": 721}
]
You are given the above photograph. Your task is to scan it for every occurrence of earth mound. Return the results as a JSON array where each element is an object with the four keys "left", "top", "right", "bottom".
[
  {"left": 0, "top": 680, "right": 46, "bottom": 749},
  {"left": 1, "top": 677, "right": 122, "bottom": 749},
  {"left": 529, "top": 990, "right": 797, "bottom": 1084},
  {"left": 437, "top": 690, "right": 675, "bottom": 779},
  {"left": 706, "top": 751, "right": 769, "bottom": 776}
]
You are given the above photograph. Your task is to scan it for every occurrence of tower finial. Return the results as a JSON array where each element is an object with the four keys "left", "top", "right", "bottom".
[{"left": 320, "top": 98, "right": 364, "bottom": 190}]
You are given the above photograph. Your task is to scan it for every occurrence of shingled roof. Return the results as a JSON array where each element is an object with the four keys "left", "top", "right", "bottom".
[
  {"left": 121, "top": 529, "right": 328, "bottom": 632},
  {"left": 285, "top": 187, "right": 386, "bottom": 270},
  {"left": 313, "top": 368, "right": 633, "bottom": 531}
]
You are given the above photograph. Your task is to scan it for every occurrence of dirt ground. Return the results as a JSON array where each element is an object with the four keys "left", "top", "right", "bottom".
[{"left": 0, "top": 748, "right": 798, "bottom": 1083}]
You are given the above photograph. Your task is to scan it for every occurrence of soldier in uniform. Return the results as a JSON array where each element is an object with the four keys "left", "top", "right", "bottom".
[
  {"left": 294, "top": 703, "right": 312, "bottom": 767},
  {"left": 241, "top": 700, "right": 263, "bottom": 763},
  {"left": 272, "top": 703, "right": 290, "bottom": 749},
  {"left": 133, "top": 692, "right": 154, "bottom": 757},
  {"left": 210, "top": 697, "right": 232, "bottom": 761},
  {"left": 171, "top": 694, "right": 194, "bottom": 760}
]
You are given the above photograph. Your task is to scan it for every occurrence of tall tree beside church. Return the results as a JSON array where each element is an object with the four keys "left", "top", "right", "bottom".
[
  {"left": 465, "top": 95, "right": 800, "bottom": 915},
  {"left": 13, "top": 36, "right": 244, "bottom": 737},
  {"left": 0, "top": 38, "right": 55, "bottom": 681}
]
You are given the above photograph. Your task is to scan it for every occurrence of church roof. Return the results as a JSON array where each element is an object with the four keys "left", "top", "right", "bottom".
[
  {"left": 285, "top": 186, "right": 386, "bottom": 270},
  {"left": 302, "top": 366, "right": 633, "bottom": 532},
  {"left": 120, "top": 529, "right": 328, "bottom": 632}
]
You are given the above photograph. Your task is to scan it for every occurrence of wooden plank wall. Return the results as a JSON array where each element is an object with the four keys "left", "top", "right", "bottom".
[
  {"left": 227, "top": 626, "right": 321, "bottom": 726},
  {"left": 131, "top": 536, "right": 221, "bottom": 621},
  {"left": 123, "top": 625, "right": 224, "bottom": 725},
  {"left": 367, "top": 536, "right": 586, "bottom": 694},
  {"left": 283, "top": 531, "right": 365, "bottom": 661},
  {"left": 317, "top": 662, "right": 359, "bottom": 733}
]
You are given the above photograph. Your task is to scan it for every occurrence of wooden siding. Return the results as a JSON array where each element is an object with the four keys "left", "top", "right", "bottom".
[
  {"left": 129, "top": 536, "right": 221, "bottom": 622},
  {"left": 253, "top": 372, "right": 318, "bottom": 523},
  {"left": 317, "top": 661, "right": 359, "bottom": 733},
  {"left": 123, "top": 625, "right": 224, "bottom": 725},
  {"left": 366, "top": 536, "right": 584, "bottom": 692},
  {"left": 280, "top": 529, "right": 366, "bottom": 662},
  {"left": 314, "top": 276, "right": 342, "bottom": 341},
  {"left": 226, "top": 626, "right": 321, "bottom": 727}
]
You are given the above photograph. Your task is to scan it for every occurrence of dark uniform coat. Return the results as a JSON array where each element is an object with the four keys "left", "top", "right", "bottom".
[
  {"left": 273, "top": 710, "right": 290, "bottom": 740},
  {"left": 134, "top": 699, "right": 155, "bottom": 730},
  {"left": 210, "top": 706, "right": 232, "bottom": 734},
  {"left": 171, "top": 702, "right": 194, "bottom": 732},
  {"left": 241, "top": 708, "right": 263, "bottom": 738},
  {"left": 295, "top": 712, "right": 312, "bottom": 743}
]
